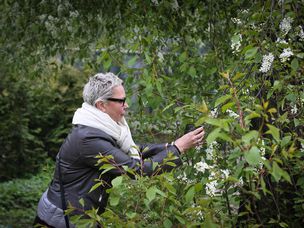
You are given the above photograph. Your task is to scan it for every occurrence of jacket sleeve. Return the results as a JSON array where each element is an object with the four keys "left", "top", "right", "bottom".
[
  {"left": 81, "top": 135, "right": 182, "bottom": 177},
  {"left": 139, "top": 143, "right": 181, "bottom": 159}
]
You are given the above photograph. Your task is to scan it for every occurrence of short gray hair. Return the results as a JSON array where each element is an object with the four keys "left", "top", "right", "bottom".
[{"left": 83, "top": 72, "right": 123, "bottom": 105}]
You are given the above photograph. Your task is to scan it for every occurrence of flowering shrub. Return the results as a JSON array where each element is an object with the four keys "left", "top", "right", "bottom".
[
  {"left": 1, "top": 0, "right": 303, "bottom": 227},
  {"left": 67, "top": 1, "right": 303, "bottom": 227}
]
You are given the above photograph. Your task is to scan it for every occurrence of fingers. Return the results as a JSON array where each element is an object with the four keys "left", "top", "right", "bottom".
[
  {"left": 193, "top": 126, "right": 204, "bottom": 134},
  {"left": 193, "top": 127, "right": 205, "bottom": 138},
  {"left": 193, "top": 127, "right": 205, "bottom": 145},
  {"left": 176, "top": 126, "right": 206, "bottom": 153}
]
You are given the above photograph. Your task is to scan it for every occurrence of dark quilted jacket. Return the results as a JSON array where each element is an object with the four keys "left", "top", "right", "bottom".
[{"left": 46, "top": 124, "right": 182, "bottom": 214}]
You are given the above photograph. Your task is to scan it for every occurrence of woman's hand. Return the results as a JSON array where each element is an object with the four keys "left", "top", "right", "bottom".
[{"left": 174, "top": 126, "right": 205, "bottom": 154}]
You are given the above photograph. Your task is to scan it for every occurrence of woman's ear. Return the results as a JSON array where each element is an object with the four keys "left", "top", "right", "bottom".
[{"left": 95, "top": 101, "right": 106, "bottom": 112}]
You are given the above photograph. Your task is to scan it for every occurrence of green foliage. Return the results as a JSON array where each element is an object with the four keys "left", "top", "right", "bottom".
[
  {"left": 0, "top": 159, "right": 54, "bottom": 227},
  {"left": 1, "top": 0, "right": 304, "bottom": 227},
  {"left": 0, "top": 64, "right": 86, "bottom": 180}
]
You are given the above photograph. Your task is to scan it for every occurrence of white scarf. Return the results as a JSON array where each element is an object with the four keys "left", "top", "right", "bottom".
[{"left": 72, "top": 102, "right": 140, "bottom": 160}]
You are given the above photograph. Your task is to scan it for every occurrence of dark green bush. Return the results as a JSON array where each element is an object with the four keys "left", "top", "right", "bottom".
[
  {"left": 0, "top": 159, "right": 54, "bottom": 227},
  {"left": 0, "top": 65, "right": 86, "bottom": 181}
]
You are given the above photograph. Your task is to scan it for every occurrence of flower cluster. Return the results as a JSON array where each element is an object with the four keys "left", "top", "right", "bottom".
[
  {"left": 206, "top": 180, "right": 218, "bottom": 196},
  {"left": 176, "top": 172, "right": 195, "bottom": 184},
  {"left": 221, "top": 169, "right": 230, "bottom": 179},
  {"left": 151, "top": 0, "right": 159, "bottom": 5},
  {"left": 276, "top": 38, "right": 288, "bottom": 44},
  {"left": 226, "top": 109, "right": 239, "bottom": 119},
  {"left": 279, "top": 48, "right": 293, "bottom": 62},
  {"left": 231, "top": 18, "right": 242, "bottom": 25},
  {"left": 279, "top": 17, "right": 293, "bottom": 36},
  {"left": 194, "top": 160, "right": 210, "bottom": 173},
  {"left": 300, "top": 143, "right": 304, "bottom": 153},
  {"left": 172, "top": 0, "right": 179, "bottom": 10},
  {"left": 231, "top": 34, "right": 242, "bottom": 54},
  {"left": 209, "top": 108, "right": 218, "bottom": 118},
  {"left": 205, "top": 141, "right": 219, "bottom": 160},
  {"left": 259, "top": 53, "right": 274, "bottom": 73},
  {"left": 291, "top": 104, "right": 298, "bottom": 115},
  {"left": 298, "top": 26, "right": 304, "bottom": 40}
]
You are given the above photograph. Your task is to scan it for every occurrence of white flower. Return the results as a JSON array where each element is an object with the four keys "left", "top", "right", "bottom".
[
  {"left": 69, "top": 10, "right": 79, "bottom": 18},
  {"left": 194, "top": 160, "right": 210, "bottom": 173},
  {"left": 298, "top": 26, "right": 304, "bottom": 40},
  {"left": 276, "top": 38, "right": 288, "bottom": 44},
  {"left": 300, "top": 143, "right": 304, "bottom": 153},
  {"left": 177, "top": 172, "right": 188, "bottom": 182},
  {"left": 209, "top": 108, "right": 218, "bottom": 118},
  {"left": 206, "top": 180, "right": 218, "bottom": 196},
  {"left": 195, "top": 144, "right": 203, "bottom": 151},
  {"left": 151, "top": 0, "right": 159, "bottom": 5},
  {"left": 259, "top": 53, "right": 274, "bottom": 73},
  {"left": 205, "top": 141, "right": 219, "bottom": 160},
  {"left": 221, "top": 169, "right": 230, "bottom": 179},
  {"left": 172, "top": 0, "right": 179, "bottom": 10},
  {"left": 157, "top": 52, "right": 164, "bottom": 62},
  {"left": 279, "top": 48, "right": 293, "bottom": 62},
  {"left": 226, "top": 109, "right": 239, "bottom": 119},
  {"left": 231, "top": 34, "right": 242, "bottom": 54},
  {"left": 291, "top": 105, "right": 298, "bottom": 114},
  {"left": 231, "top": 18, "right": 242, "bottom": 25},
  {"left": 177, "top": 172, "right": 194, "bottom": 184},
  {"left": 280, "top": 17, "right": 293, "bottom": 35},
  {"left": 238, "top": 177, "right": 244, "bottom": 187}
]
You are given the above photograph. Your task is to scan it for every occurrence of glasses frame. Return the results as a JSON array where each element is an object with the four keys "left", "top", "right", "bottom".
[{"left": 106, "top": 97, "right": 126, "bottom": 106}]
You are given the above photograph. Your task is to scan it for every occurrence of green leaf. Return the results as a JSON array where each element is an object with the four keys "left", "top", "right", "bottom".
[
  {"left": 206, "top": 128, "right": 221, "bottom": 145},
  {"left": 244, "top": 146, "right": 262, "bottom": 165},
  {"left": 179, "top": 52, "right": 187, "bottom": 62},
  {"left": 163, "top": 181, "right": 176, "bottom": 195},
  {"left": 103, "top": 59, "right": 112, "bottom": 70},
  {"left": 79, "top": 198, "right": 84, "bottom": 207},
  {"left": 231, "top": 34, "right": 241, "bottom": 43},
  {"left": 185, "top": 185, "right": 195, "bottom": 203},
  {"left": 281, "top": 135, "right": 291, "bottom": 147},
  {"left": 218, "top": 131, "right": 233, "bottom": 142},
  {"left": 205, "top": 118, "right": 231, "bottom": 130},
  {"left": 188, "top": 66, "right": 197, "bottom": 78},
  {"left": 296, "top": 53, "right": 304, "bottom": 58},
  {"left": 266, "top": 124, "right": 280, "bottom": 141},
  {"left": 221, "top": 102, "right": 235, "bottom": 113},
  {"left": 166, "top": 162, "right": 177, "bottom": 167},
  {"left": 146, "top": 186, "right": 157, "bottom": 203},
  {"left": 175, "top": 215, "right": 186, "bottom": 224},
  {"left": 281, "top": 169, "right": 292, "bottom": 184},
  {"left": 111, "top": 176, "right": 123, "bottom": 188},
  {"left": 128, "top": 56, "right": 137, "bottom": 66},
  {"left": 163, "top": 218, "right": 173, "bottom": 228},
  {"left": 89, "top": 182, "right": 103, "bottom": 193},
  {"left": 245, "top": 47, "right": 258, "bottom": 59},
  {"left": 126, "top": 212, "right": 137, "bottom": 219},
  {"left": 162, "top": 102, "right": 175, "bottom": 113},
  {"left": 214, "top": 94, "right": 232, "bottom": 107},
  {"left": 202, "top": 214, "right": 217, "bottom": 228},
  {"left": 109, "top": 195, "right": 120, "bottom": 206},
  {"left": 291, "top": 58, "right": 299, "bottom": 71},
  {"left": 242, "top": 130, "right": 259, "bottom": 144},
  {"left": 145, "top": 52, "right": 152, "bottom": 64},
  {"left": 272, "top": 161, "right": 282, "bottom": 182}
]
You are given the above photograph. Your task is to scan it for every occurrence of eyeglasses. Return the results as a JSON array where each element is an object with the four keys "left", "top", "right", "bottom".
[{"left": 106, "top": 97, "right": 126, "bottom": 106}]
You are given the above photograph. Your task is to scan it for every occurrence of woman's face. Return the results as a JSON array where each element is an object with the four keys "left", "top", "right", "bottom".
[{"left": 98, "top": 85, "right": 128, "bottom": 122}]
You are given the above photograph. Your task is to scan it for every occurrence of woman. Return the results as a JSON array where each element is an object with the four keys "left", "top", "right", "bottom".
[{"left": 34, "top": 72, "right": 205, "bottom": 227}]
